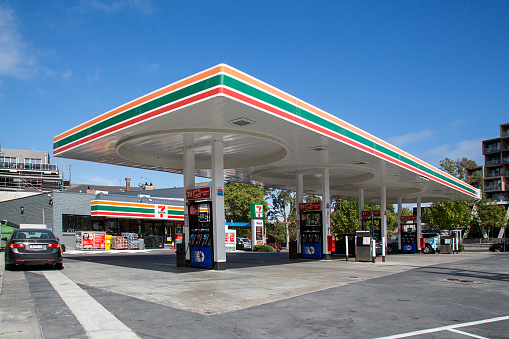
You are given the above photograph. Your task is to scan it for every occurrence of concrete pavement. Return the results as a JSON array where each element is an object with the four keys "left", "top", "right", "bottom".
[{"left": 1, "top": 249, "right": 508, "bottom": 338}]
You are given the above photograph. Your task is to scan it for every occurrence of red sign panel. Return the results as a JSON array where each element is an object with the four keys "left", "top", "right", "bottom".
[
  {"left": 189, "top": 205, "right": 199, "bottom": 215},
  {"left": 186, "top": 187, "right": 211, "bottom": 200},
  {"left": 299, "top": 202, "right": 322, "bottom": 212},
  {"left": 362, "top": 210, "right": 381, "bottom": 217},
  {"left": 400, "top": 215, "right": 417, "bottom": 222},
  {"left": 81, "top": 232, "right": 106, "bottom": 249}
]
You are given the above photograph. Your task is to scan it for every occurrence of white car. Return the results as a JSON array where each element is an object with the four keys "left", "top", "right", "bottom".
[{"left": 422, "top": 232, "right": 440, "bottom": 254}]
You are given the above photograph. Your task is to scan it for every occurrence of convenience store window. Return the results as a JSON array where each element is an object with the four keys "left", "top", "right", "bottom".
[{"left": 63, "top": 214, "right": 91, "bottom": 233}]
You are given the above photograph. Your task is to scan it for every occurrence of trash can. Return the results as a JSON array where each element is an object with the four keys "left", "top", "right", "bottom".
[
  {"left": 138, "top": 238, "right": 145, "bottom": 250},
  {"left": 289, "top": 240, "right": 298, "bottom": 259},
  {"left": 440, "top": 236, "right": 452, "bottom": 254},
  {"left": 176, "top": 243, "right": 186, "bottom": 267},
  {"left": 356, "top": 231, "right": 373, "bottom": 262}
]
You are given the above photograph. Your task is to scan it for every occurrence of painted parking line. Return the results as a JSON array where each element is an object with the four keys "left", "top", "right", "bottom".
[
  {"left": 43, "top": 271, "right": 140, "bottom": 339},
  {"left": 375, "top": 315, "right": 509, "bottom": 339}
]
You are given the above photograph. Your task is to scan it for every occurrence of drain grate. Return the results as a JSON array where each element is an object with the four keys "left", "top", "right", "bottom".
[{"left": 446, "top": 278, "right": 474, "bottom": 283}]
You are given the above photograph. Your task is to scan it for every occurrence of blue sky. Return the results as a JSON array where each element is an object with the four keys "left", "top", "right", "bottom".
[{"left": 1, "top": 1, "right": 508, "bottom": 189}]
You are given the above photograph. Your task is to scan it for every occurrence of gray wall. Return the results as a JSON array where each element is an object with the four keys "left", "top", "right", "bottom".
[
  {"left": 0, "top": 191, "right": 96, "bottom": 250},
  {"left": 0, "top": 193, "right": 53, "bottom": 228},
  {"left": 53, "top": 192, "right": 95, "bottom": 250}
]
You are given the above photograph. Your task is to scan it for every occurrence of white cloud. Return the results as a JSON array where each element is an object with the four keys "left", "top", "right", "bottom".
[
  {"left": 387, "top": 129, "right": 434, "bottom": 148},
  {"left": 62, "top": 69, "right": 73, "bottom": 78},
  {"left": 425, "top": 138, "right": 483, "bottom": 164},
  {"left": 0, "top": 4, "right": 34, "bottom": 78},
  {"left": 450, "top": 119, "right": 466, "bottom": 128},
  {"left": 82, "top": 175, "right": 120, "bottom": 186},
  {"left": 87, "top": 70, "right": 100, "bottom": 83},
  {"left": 76, "top": 0, "right": 154, "bottom": 14},
  {"left": 144, "top": 63, "right": 160, "bottom": 72}
]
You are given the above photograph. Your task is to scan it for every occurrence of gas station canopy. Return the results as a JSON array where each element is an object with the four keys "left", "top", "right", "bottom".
[{"left": 53, "top": 64, "right": 480, "bottom": 204}]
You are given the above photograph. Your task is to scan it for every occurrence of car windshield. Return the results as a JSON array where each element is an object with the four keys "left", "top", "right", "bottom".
[{"left": 13, "top": 230, "right": 56, "bottom": 240}]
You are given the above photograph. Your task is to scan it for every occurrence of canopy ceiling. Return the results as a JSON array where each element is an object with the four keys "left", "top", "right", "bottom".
[{"left": 54, "top": 64, "right": 480, "bottom": 204}]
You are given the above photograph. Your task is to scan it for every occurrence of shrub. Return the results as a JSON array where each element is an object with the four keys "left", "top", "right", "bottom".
[{"left": 253, "top": 244, "right": 276, "bottom": 252}]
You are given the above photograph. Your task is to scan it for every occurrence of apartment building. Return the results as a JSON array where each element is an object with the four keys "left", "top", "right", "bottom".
[
  {"left": 0, "top": 148, "right": 70, "bottom": 193},
  {"left": 482, "top": 122, "right": 509, "bottom": 207}
]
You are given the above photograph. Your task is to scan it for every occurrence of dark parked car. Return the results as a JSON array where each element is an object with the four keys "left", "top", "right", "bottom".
[
  {"left": 268, "top": 243, "right": 281, "bottom": 252},
  {"left": 4, "top": 229, "right": 63, "bottom": 270},
  {"left": 489, "top": 240, "right": 509, "bottom": 252}
]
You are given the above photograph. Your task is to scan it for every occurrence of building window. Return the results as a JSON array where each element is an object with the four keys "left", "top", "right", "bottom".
[
  {"left": 0, "top": 156, "right": 17, "bottom": 168},
  {"left": 62, "top": 214, "right": 91, "bottom": 233},
  {"left": 24, "top": 158, "right": 42, "bottom": 170}
]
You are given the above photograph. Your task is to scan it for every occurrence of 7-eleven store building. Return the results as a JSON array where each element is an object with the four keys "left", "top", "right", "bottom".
[{"left": 90, "top": 192, "right": 185, "bottom": 245}]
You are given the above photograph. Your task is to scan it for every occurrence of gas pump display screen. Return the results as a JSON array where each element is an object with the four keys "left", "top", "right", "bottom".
[
  {"left": 199, "top": 212, "right": 208, "bottom": 222},
  {"left": 304, "top": 213, "right": 321, "bottom": 227}
]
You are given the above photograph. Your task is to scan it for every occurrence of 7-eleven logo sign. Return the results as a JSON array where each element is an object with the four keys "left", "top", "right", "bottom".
[
  {"left": 250, "top": 204, "right": 263, "bottom": 219},
  {"left": 156, "top": 205, "right": 167, "bottom": 218}
]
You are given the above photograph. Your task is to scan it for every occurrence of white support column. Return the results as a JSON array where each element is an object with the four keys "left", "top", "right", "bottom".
[
  {"left": 322, "top": 168, "right": 331, "bottom": 259},
  {"left": 183, "top": 147, "right": 195, "bottom": 261},
  {"left": 358, "top": 188, "right": 364, "bottom": 230},
  {"left": 296, "top": 173, "right": 303, "bottom": 254},
  {"left": 397, "top": 197, "right": 402, "bottom": 252},
  {"left": 417, "top": 196, "right": 422, "bottom": 254},
  {"left": 211, "top": 138, "right": 226, "bottom": 270},
  {"left": 381, "top": 186, "right": 387, "bottom": 262}
]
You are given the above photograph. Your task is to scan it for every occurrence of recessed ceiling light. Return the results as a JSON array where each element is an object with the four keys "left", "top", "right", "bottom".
[
  {"left": 309, "top": 145, "right": 329, "bottom": 151},
  {"left": 228, "top": 118, "right": 255, "bottom": 127}
]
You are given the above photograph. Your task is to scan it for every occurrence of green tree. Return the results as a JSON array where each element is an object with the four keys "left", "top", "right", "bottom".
[
  {"left": 331, "top": 199, "right": 358, "bottom": 233},
  {"left": 440, "top": 157, "right": 476, "bottom": 181},
  {"left": 224, "top": 182, "right": 267, "bottom": 222},
  {"left": 439, "top": 157, "right": 482, "bottom": 187},
  {"left": 421, "top": 201, "right": 472, "bottom": 230},
  {"left": 472, "top": 198, "right": 507, "bottom": 238},
  {"left": 304, "top": 194, "right": 321, "bottom": 203},
  {"left": 265, "top": 188, "right": 296, "bottom": 246},
  {"left": 266, "top": 221, "right": 287, "bottom": 244}
]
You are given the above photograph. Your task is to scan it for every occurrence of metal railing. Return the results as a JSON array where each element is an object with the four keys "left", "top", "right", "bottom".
[
  {"left": 484, "top": 146, "right": 501, "bottom": 153},
  {"left": 486, "top": 159, "right": 501, "bottom": 166},
  {"left": 0, "top": 162, "right": 59, "bottom": 171},
  {"left": 484, "top": 184, "right": 502, "bottom": 191}
]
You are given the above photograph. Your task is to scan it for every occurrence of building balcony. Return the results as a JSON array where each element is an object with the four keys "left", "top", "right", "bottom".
[
  {"left": 484, "top": 184, "right": 502, "bottom": 191},
  {"left": 0, "top": 162, "right": 59, "bottom": 172},
  {"left": 486, "top": 159, "right": 502, "bottom": 166},
  {"left": 484, "top": 146, "right": 501, "bottom": 153}
]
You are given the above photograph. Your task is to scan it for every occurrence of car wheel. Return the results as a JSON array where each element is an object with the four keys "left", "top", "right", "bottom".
[
  {"left": 494, "top": 247, "right": 501, "bottom": 253},
  {"left": 422, "top": 245, "right": 432, "bottom": 254},
  {"left": 54, "top": 263, "right": 64, "bottom": 270},
  {"left": 5, "top": 263, "right": 16, "bottom": 271}
]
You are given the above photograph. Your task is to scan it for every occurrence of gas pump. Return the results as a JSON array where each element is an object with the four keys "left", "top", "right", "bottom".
[
  {"left": 187, "top": 200, "right": 213, "bottom": 269},
  {"left": 299, "top": 202, "right": 322, "bottom": 259},
  {"left": 400, "top": 215, "right": 417, "bottom": 253},
  {"left": 361, "top": 210, "right": 381, "bottom": 256}
]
